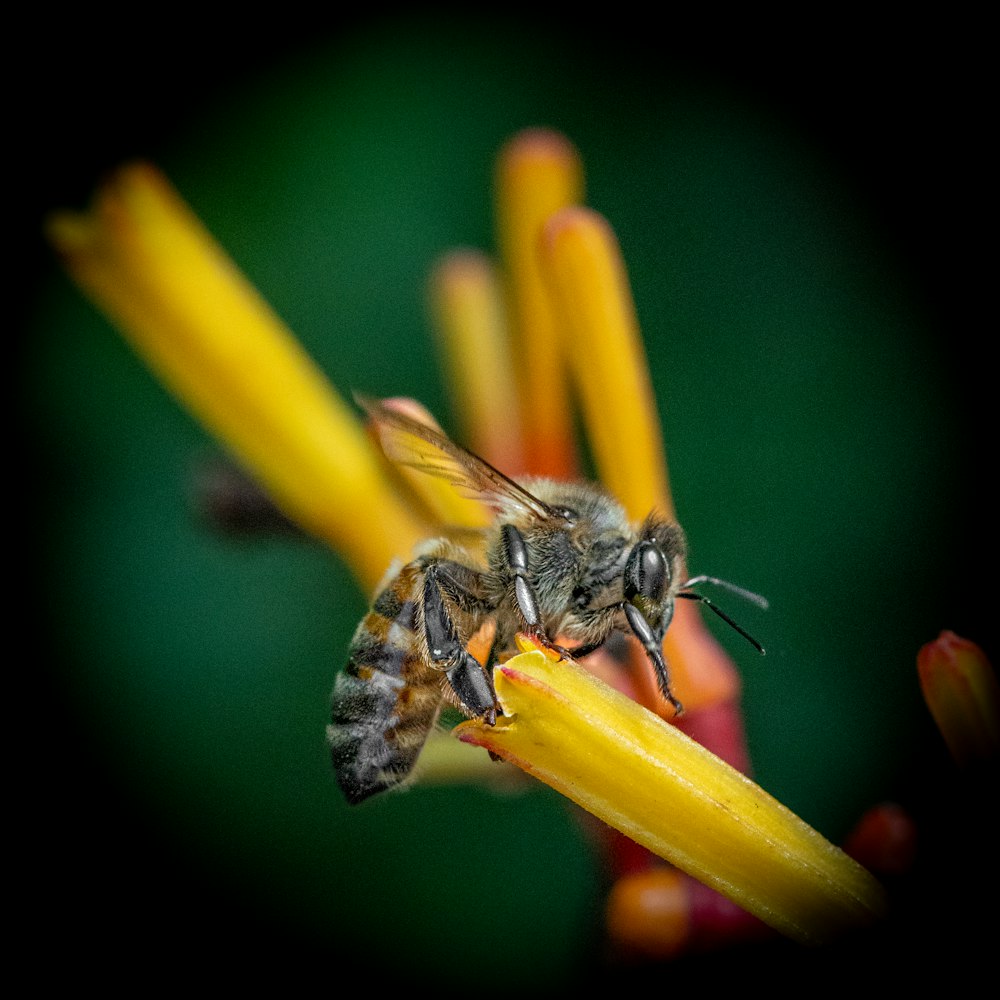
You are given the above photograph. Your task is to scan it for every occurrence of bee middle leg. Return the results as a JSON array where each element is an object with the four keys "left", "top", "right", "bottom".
[{"left": 422, "top": 561, "right": 500, "bottom": 725}]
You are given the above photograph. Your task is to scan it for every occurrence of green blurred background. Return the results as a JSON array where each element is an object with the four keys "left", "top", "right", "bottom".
[{"left": 18, "top": 12, "right": 993, "bottom": 986}]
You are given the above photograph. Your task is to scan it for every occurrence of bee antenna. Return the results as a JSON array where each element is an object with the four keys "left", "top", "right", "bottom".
[
  {"left": 677, "top": 589, "right": 766, "bottom": 655},
  {"left": 681, "top": 575, "right": 769, "bottom": 610}
]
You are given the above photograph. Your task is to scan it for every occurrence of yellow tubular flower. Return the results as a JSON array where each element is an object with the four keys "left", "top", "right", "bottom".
[
  {"left": 428, "top": 249, "right": 525, "bottom": 474},
  {"left": 918, "top": 631, "right": 1000, "bottom": 768},
  {"left": 542, "top": 206, "right": 672, "bottom": 520},
  {"left": 541, "top": 205, "right": 741, "bottom": 714},
  {"left": 495, "top": 128, "right": 585, "bottom": 478},
  {"left": 46, "top": 163, "right": 427, "bottom": 593},
  {"left": 457, "top": 641, "right": 887, "bottom": 946},
  {"left": 47, "top": 135, "right": 885, "bottom": 954}
]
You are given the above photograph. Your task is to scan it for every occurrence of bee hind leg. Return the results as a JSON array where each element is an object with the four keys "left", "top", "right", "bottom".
[
  {"left": 445, "top": 657, "right": 499, "bottom": 726},
  {"left": 422, "top": 563, "right": 500, "bottom": 724}
]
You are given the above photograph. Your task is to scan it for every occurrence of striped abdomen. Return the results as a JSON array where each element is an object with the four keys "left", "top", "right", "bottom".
[{"left": 327, "top": 562, "right": 446, "bottom": 804}]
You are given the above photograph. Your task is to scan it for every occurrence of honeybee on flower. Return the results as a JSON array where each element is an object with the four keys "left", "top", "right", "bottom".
[{"left": 328, "top": 395, "right": 766, "bottom": 803}]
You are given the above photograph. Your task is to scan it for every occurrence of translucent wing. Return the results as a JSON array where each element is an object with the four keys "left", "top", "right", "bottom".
[{"left": 356, "top": 394, "right": 557, "bottom": 521}]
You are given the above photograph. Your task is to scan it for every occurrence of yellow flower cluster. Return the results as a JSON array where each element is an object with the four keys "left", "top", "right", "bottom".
[{"left": 47, "top": 128, "right": 887, "bottom": 947}]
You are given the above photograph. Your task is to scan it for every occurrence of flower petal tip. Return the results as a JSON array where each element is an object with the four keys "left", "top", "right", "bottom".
[
  {"left": 543, "top": 203, "right": 611, "bottom": 244},
  {"left": 918, "top": 631, "right": 1000, "bottom": 767},
  {"left": 498, "top": 127, "right": 584, "bottom": 175}
]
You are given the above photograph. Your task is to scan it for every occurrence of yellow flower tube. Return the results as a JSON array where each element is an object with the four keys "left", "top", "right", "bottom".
[
  {"left": 495, "top": 128, "right": 585, "bottom": 479},
  {"left": 541, "top": 206, "right": 743, "bottom": 714},
  {"left": 46, "top": 163, "right": 428, "bottom": 592},
  {"left": 428, "top": 249, "right": 525, "bottom": 474},
  {"left": 457, "top": 642, "right": 887, "bottom": 946},
  {"left": 541, "top": 205, "right": 671, "bottom": 520}
]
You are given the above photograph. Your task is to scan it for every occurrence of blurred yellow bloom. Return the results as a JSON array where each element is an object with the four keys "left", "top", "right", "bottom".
[
  {"left": 538, "top": 204, "right": 743, "bottom": 720},
  {"left": 494, "top": 127, "right": 584, "bottom": 479},
  {"left": 429, "top": 250, "right": 523, "bottom": 475},
  {"left": 46, "top": 163, "right": 427, "bottom": 593}
]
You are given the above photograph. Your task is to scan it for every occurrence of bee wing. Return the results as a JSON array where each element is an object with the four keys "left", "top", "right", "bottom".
[{"left": 356, "top": 394, "right": 557, "bottom": 521}]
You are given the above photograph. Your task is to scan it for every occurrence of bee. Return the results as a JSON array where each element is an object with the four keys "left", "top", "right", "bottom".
[{"left": 327, "top": 397, "right": 765, "bottom": 804}]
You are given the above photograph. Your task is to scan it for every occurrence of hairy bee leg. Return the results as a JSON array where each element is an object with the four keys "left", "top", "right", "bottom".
[
  {"left": 501, "top": 524, "right": 541, "bottom": 627},
  {"left": 422, "top": 564, "right": 499, "bottom": 724},
  {"left": 622, "top": 601, "right": 684, "bottom": 715},
  {"left": 445, "top": 658, "right": 499, "bottom": 726}
]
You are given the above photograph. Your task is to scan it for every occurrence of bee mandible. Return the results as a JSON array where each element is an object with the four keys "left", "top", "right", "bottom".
[{"left": 327, "top": 397, "right": 765, "bottom": 804}]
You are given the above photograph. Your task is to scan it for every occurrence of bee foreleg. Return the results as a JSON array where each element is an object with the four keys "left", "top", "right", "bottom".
[
  {"left": 422, "top": 563, "right": 499, "bottom": 724},
  {"left": 622, "top": 601, "right": 684, "bottom": 715}
]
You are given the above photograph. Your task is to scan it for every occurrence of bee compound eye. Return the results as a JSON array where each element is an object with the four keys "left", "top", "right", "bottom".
[
  {"left": 624, "top": 540, "right": 668, "bottom": 603},
  {"left": 641, "top": 543, "right": 669, "bottom": 598}
]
